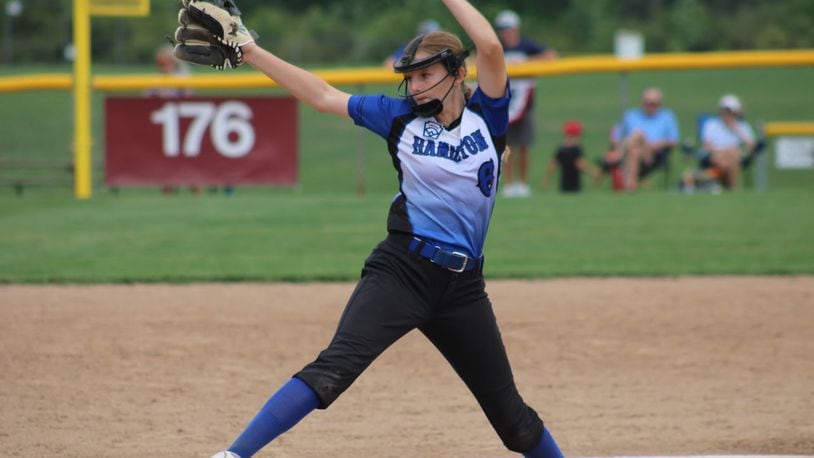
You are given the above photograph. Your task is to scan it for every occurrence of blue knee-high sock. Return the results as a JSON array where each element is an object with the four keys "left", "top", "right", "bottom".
[
  {"left": 523, "top": 427, "right": 564, "bottom": 458},
  {"left": 228, "top": 377, "right": 320, "bottom": 458}
]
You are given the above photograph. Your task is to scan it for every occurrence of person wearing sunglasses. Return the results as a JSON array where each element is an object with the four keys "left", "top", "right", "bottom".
[{"left": 613, "top": 87, "right": 680, "bottom": 191}]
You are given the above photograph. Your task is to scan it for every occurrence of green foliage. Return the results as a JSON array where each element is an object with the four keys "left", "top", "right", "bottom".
[
  {"left": 665, "top": 0, "right": 714, "bottom": 52},
  {"left": 2, "top": 0, "right": 814, "bottom": 65},
  {"left": 90, "top": 2, "right": 181, "bottom": 64},
  {"left": 546, "top": 0, "right": 615, "bottom": 53},
  {"left": 4, "top": 0, "right": 71, "bottom": 61}
]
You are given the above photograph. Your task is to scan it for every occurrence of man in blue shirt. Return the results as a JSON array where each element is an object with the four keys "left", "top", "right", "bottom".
[{"left": 614, "top": 87, "right": 679, "bottom": 191}]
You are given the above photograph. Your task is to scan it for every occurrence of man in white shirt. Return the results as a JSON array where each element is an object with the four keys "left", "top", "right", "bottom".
[{"left": 701, "top": 94, "right": 756, "bottom": 190}]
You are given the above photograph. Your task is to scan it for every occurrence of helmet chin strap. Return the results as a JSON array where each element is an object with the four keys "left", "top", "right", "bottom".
[{"left": 409, "top": 75, "right": 458, "bottom": 118}]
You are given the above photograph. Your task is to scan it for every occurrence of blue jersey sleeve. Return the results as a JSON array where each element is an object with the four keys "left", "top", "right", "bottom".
[
  {"left": 348, "top": 94, "right": 411, "bottom": 139},
  {"left": 468, "top": 80, "right": 511, "bottom": 137}
]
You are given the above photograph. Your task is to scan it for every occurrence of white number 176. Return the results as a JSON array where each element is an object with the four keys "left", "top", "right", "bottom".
[{"left": 150, "top": 101, "right": 256, "bottom": 159}]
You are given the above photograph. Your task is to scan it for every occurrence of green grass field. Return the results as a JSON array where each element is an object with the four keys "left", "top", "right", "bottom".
[
  {"left": 1, "top": 189, "right": 813, "bottom": 282},
  {"left": 1, "top": 66, "right": 813, "bottom": 282}
]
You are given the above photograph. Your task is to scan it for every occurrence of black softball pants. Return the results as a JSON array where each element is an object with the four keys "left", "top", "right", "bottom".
[{"left": 295, "top": 233, "right": 544, "bottom": 452}]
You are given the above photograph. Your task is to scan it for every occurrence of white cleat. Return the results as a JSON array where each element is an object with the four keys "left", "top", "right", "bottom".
[{"left": 210, "top": 452, "right": 241, "bottom": 458}]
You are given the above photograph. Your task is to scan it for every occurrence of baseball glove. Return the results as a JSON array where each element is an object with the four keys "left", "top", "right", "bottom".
[{"left": 173, "top": 0, "right": 257, "bottom": 70}]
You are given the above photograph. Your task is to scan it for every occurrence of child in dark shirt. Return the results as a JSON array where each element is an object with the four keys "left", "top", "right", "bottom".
[{"left": 542, "top": 120, "right": 598, "bottom": 193}]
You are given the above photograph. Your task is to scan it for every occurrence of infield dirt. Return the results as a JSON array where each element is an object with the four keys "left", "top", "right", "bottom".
[{"left": 1, "top": 277, "right": 813, "bottom": 457}]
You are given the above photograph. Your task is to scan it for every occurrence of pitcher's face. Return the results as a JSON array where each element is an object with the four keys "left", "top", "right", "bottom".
[{"left": 403, "top": 57, "right": 452, "bottom": 105}]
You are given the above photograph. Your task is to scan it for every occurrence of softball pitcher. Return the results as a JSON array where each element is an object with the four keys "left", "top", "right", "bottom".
[{"left": 173, "top": 1, "right": 564, "bottom": 456}]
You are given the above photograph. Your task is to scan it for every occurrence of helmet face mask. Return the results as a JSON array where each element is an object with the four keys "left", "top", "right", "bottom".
[{"left": 393, "top": 34, "right": 469, "bottom": 117}]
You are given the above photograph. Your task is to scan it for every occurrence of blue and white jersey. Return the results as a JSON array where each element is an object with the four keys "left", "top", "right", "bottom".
[{"left": 348, "top": 85, "right": 510, "bottom": 259}]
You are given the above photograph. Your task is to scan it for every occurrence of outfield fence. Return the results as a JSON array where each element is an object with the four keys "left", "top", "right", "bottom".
[
  {"left": 2, "top": 49, "right": 814, "bottom": 93},
  {"left": 1, "top": 49, "right": 813, "bottom": 198}
]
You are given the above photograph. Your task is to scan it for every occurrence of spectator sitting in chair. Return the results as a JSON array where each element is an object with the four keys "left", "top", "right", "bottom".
[
  {"left": 698, "top": 94, "right": 756, "bottom": 191},
  {"left": 613, "top": 87, "right": 680, "bottom": 191}
]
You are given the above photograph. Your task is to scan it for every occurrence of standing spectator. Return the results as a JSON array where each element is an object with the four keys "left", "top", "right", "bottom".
[
  {"left": 495, "top": 9, "right": 558, "bottom": 197},
  {"left": 148, "top": 46, "right": 236, "bottom": 196},
  {"left": 542, "top": 120, "right": 599, "bottom": 193},
  {"left": 146, "top": 45, "right": 201, "bottom": 196},
  {"left": 146, "top": 44, "right": 192, "bottom": 99},
  {"left": 613, "top": 87, "right": 680, "bottom": 191},
  {"left": 700, "top": 94, "right": 756, "bottom": 190}
]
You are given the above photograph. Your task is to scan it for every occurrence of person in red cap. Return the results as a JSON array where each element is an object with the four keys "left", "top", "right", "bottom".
[{"left": 542, "top": 120, "right": 599, "bottom": 193}]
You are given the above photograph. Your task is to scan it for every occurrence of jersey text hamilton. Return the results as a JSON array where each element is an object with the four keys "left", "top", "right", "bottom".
[{"left": 411, "top": 129, "right": 489, "bottom": 163}]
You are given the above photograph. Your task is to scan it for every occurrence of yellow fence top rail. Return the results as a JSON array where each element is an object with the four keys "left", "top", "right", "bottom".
[
  {"left": 506, "top": 49, "right": 814, "bottom": 77},
  {"left": 764, "top": 122, "right": 814, "bottom": 136},
  {"left": 0, "top": 74, "right": 74, "bottom": 92},
  {"left": 89, "top": 0, "right": 150, "bottom": 16},
  {"left": 1, "top": 49, "right": 813, "bottom": 93}
]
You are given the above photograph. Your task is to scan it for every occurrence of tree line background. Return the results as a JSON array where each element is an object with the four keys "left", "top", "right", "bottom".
[{"left": 3, "top": 0, "right": 814, "bottom": 67}]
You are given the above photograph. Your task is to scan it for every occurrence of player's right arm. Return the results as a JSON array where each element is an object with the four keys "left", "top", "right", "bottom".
[{"left": 241, "top": 43, "right": 351, "bottom": 119}]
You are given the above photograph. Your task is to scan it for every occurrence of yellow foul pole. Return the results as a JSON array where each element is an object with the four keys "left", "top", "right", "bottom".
[{"left": 73, "top": 0, "right": 92, "bottom": 199}]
